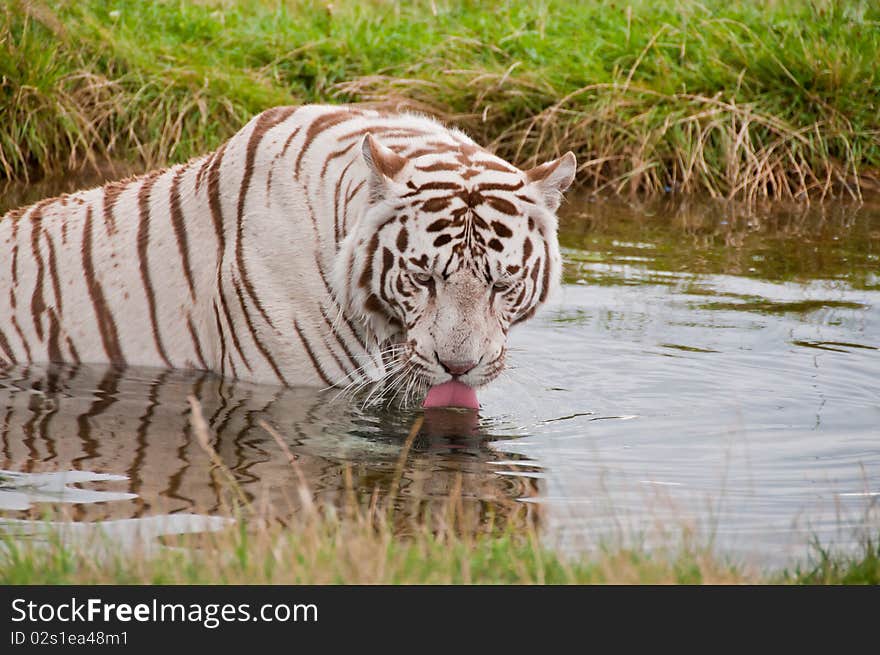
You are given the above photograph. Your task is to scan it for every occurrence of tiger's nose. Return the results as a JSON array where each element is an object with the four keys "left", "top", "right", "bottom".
[{"left": 437, "top": 357, "right": 478, "bottom": 377}]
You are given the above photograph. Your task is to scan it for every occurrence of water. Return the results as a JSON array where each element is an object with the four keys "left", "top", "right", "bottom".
[{"left": 1, "top": 180, "right": 878, "bottom": 569}]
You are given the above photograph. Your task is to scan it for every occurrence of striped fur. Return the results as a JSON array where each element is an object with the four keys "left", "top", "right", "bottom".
[{"left": 0, "top": 105, "right": 576, "bottom": 401}]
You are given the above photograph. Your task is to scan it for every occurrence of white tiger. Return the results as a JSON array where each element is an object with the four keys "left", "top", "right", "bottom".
[{"left": 0, "top": 105, "right": 576, "bottom": 407}]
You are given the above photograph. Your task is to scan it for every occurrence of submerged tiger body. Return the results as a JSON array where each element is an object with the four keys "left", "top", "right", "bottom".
[{"left": 0, "top": 105, "right": 575, "bottom": 401}]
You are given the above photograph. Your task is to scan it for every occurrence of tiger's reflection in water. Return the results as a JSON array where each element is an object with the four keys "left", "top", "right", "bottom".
[{"left": 0, "top": 365, "right": 540, "bottom": 533}]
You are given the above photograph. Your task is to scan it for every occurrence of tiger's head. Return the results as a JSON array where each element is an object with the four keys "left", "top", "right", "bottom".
[{"left": 334, "top": 133, "right": 576, "bottom": 402}]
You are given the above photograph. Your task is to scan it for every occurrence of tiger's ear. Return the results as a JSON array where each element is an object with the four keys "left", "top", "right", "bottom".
[
  {"left": 525, "top": 151, "right": 577, "bottom": 211},
  {"left": 361, "top": 134, "right": 408, "bottom": 200}
]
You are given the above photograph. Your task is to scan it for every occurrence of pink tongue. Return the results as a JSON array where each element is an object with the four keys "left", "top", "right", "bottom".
[{"left": 422, "top": 381, "right": 479, "bottom": 410}]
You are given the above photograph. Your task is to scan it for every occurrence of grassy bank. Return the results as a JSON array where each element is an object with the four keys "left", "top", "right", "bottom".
[
  {"left": 2, "top": 508, "right": 878, "bottom": 584},
  {"left": 0, "top": 515, "right": 737, "bottom": 585},
  {"left": 1, "top": 0, "right": 878, "bottom": 200}
]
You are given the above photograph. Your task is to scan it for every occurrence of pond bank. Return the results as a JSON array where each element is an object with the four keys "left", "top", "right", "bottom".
[
  {"left": 2, "top": 506, "right": 877, "bottom": 584},
  {"left": 2, "top": 0, "right": 878, "bottom": 200}
]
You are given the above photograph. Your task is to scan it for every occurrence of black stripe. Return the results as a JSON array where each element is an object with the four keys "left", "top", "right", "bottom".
[
  {"left": 212, "top": 302, "right": 227, "bottom": 379},
  {"left": 342, "top": 180, "right": 365, "bottom": 234},
  {"left": 194, "top": 155, "right": 212, "bottom": 192},
  {"left": 187, "top": 316, "right": 208, "bottom": 370},
  {"left": 218, "top": 282, "right": 252, "bottom": 374},
  {"left": 46, "top": 308, "right": 62, "bottom": 363},
  {"left": 235, "top": 107, "right": 298, "bottom": 334},
  {"left": 538, "top": 236, "right": 552, "bottom": 303},
  {"left": 320, "top": 142, "right": 356, "bottom": 181},
  {"left": 294, "top": 109, "right": 357, "bottom": 178},
  {"left": 65, "top": 336, "right": 81, "bottom": 365},
  {"left": 334, "top": 158, "right": 357, "bottom": 245},
  {"left": 336, "top": 126, "right": 428, "bottom": 142},
  {"left": 279, "top": 125, "right": 302, "bottom": 159},
  {"left": 8, "top": 219, "right": 30, "bottom": 361},
  {"left": 317, "top": 328, "right": 349, "bottom": 380},
  {"left": 103, "top": 181, "right": 126, "bottom": 234},
  {"left": 29, "top": 206, "right": 47, "bottom": 341},
  {"left": 137, "top": 172, "right": 172, "bottom": 367},
  {"left": 0, "top": 327, "right": 15, "bottom": 365},
  {"left": 82, "top": 207, "right": 125, "bottom": 365},
  {"left": 313, "top": 256, "right": 374, "bottom": 362},
  {"left": 475, "top": 180, "right": 525, "bottom": 192},
  {"left": 169, "top": 166, "right": 197, "bottom": 300},
  {"left": 292, "top": 318, "right": 333, "bottom": 386},
  {"left": 206, "top": 142, "right": 228, "bottom": 255},
  {"left": 207, "top": 144, "right": 239, "bottom": 375},
  {"left": 267, "top": 126, "right": 302, "bottom": 195},
  {"left": 232, "top": 280, "right": 287, "bottom": 385},
  {"left": 43, "top": 229, "right": 63, "bottom": 317},
  {"left": 319, "top": 305, "right": 365, "bottom": 377}
]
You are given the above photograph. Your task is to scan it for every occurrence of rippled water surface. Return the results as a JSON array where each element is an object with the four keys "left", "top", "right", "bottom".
[{"left": 1, "top": 185, "right": 878, "bottom": 568}]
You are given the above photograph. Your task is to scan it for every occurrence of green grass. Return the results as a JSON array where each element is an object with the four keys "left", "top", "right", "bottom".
[
  {"left": 781, "top": 536, "right": 880, "bottom": 584},
  {"left": 0, "top": 517, "right": 736, "bottom": 584},
  {"left": 1, "top": 0, "right": 878, "bottom": 199},
  {"left": 2, "top": 509, "right": 877, "bottom": 584}
]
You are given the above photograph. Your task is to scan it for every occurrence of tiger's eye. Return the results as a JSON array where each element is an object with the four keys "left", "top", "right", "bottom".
[
  {"left": 492, "top": 279, "right": 514, "bottom": 292},
  {"left": 412, "top": 272, "right": 433, "bottom": 285}
]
